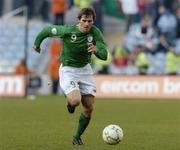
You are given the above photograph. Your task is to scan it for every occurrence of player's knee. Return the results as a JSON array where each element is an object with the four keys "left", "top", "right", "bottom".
[
  {"left": 68, "top": 95, "right": 81, "bottom": 106},
  {"left": 72, "top": 98, "right": 81, "bottom": 106},
  {"left": 67, "top": 90, "right": 81, "bottom": 106},
  {"left": 84, "top": 106, "right": 93, "bottom": 118}
]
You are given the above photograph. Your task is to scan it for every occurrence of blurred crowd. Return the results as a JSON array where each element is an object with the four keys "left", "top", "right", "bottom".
[{"left": 92, "top": 0, "right": 180, "bottom": 75}]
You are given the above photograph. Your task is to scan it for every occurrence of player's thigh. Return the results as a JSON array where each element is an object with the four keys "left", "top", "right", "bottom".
[
  {"left": 60, "top": 71, "right": 79, "bottom": 95},
  {"left": 60, "top": 71, "right": 81, "bottom": 104},
  {"left": 79, "top": 75, "right": 96, "bottom": 96}
]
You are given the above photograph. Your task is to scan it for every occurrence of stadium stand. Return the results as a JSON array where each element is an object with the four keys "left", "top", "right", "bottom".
[
  {"left": 1, "top": 1, "right": 180, "bottom": 76},
  {"left": 0, "top": 17, "right": 50, "bottom": 74}
]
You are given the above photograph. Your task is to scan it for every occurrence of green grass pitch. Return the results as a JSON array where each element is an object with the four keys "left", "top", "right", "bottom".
[{"left": 0, "top": 95, "right": 180, "bottom": 150}]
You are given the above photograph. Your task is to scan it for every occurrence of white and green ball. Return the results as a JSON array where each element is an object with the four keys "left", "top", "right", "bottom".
[{"left": 102, "top": 124, "right": 123, "bottom": 145}]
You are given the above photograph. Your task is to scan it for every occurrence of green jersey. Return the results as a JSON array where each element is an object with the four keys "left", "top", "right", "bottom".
[{"left": 34, "top": 25, "right": 108, "bottom": 67}]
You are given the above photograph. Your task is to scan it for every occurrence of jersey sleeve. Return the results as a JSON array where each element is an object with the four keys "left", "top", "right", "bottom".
[
  {"left": 34, "top": 25, "right": 66, "bottom": 48},
  {"left": 93, "top": 27, "right": 108, "bottom": 60}
]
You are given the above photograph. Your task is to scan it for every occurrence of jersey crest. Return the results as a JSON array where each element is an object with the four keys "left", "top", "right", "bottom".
[{"left": 87, "top": 35, "right": 93, "bottom": 43}]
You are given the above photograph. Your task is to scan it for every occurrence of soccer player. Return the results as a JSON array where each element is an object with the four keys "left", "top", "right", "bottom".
[{"left": 33, "top": 7, "right": 108, "bottom": 145}]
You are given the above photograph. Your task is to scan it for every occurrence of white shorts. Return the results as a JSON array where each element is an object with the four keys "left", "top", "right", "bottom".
[{"left": 59, "top": 64, "right": 96, "bottom": 96}]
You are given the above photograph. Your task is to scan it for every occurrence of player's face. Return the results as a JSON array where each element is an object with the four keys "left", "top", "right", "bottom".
[{"left": 78, "top": 15, "right": 94, "bottom": 33}]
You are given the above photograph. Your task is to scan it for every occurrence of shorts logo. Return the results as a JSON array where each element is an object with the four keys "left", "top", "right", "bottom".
[
  {"left": 70, "top": 81, "right": 76, "bottom": 88},
  {"left": 71, "top": 33, "right": 77, "bottom": 42}
]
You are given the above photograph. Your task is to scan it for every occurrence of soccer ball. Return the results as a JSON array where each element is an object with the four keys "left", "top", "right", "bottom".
[{"left": 102, "top": 124, "right": 123, "bottom": 145}]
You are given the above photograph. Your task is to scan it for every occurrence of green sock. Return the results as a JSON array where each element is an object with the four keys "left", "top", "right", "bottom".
[{"left": 74, "top": 113, "right": 90, "bottom": 139}]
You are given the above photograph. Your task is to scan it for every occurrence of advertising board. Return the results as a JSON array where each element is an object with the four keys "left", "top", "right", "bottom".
[
  {"left": 0, "top": 75, "right": 25, "bottom": 97},
  {"left": 96, "top": 75, "right": 180, "bottom": 99}
]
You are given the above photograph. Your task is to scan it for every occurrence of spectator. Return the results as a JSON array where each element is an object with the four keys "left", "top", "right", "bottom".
[
  {"left": 154, "top": 5, "right": 166, "bottom": 27},
  {"left": 112, "top": 45, "right": 128, "bottom": 67},
  {"left": 73, "top": 0, "right": 92, "bottom": 8},
  {"left": 175, "top": 7, "right": 180, "bottom": 38},
  {"left": 120, "top": 0, "right": 139, "bottom": 30},
  {"left": 67, "top": 0, "right": 74, "bottom": 9},
  {"left": 157, "top": 9, "right": 177, "bottom": 41},
  {"left": 51, "top": 0, "right": 67, "bottom": 25},
  {"left": 166, "top": 44, "right": 180, "bottom": 75},
  {"left": 92, "top": 0, "right": 104, "bottom": 32},
  {"left": 15, "top": 58, "right": 33, "bottom": 74},
  {"left": 49, "top": 56, "right": 61, "bottom": 94},
  {"left": 124, "top": 14, "right": 158, "bottom": 53},
  {"left": 129, "top": 45, "right": 149, "bottom": 74},
  {"left": 172, "top": 0, "right": 180, "bottom": 11},
  {"left": 159, "top": 0, "right": 175, "bottom": 12},
  {"left": 137, "top": 0, "right": 146, "bottom": 20},
  {"left": 109, "top": 45, "right": 129, "bottom": 75},
  {"left": 156, "top": 34, "right": 170, "bottom": 53},
  {"left": 0, "top": 0, "right": 4, "bottom": 16},
  {"left": 25, "top": 0, "right": 35, "bottom": 19},
  {"left": 15, "top": 58, "right": 41, "bottom": 94},
  {"left": 134, "top": 49, "right": 149, "bottom": 74},
  {"left": 50, "top": 39, "right": 62, "bottom": 58},
  {"left": 49, "top": 39, "right": 62, "bottom": 94},
  {"left": 25, "top": 0, "right": 50, "bottom": 21},
  {"left": 145, "top": 0, "right": 158, "bottom": 19}
]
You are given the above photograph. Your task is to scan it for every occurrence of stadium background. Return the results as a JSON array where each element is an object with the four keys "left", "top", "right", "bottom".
[
  {"left": 0, "top": 1, "right": 180, "bottom": 149},
  {"left": 0, "top": 0, "right": 180, "bottom": 98}
]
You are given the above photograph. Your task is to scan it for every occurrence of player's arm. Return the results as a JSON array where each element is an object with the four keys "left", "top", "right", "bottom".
[
  {"left": 93, "top": 28, "right": 108, "bottom": 60},
  {"left": 33, "top": 25, "right": 65, "bottom": 53}
]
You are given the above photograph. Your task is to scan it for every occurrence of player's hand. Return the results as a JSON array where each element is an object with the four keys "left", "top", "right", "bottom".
[
  {"left": 87, "top": 43, "right": 96, "bottom": 53},
  {"left": 33, "top": 45, "right": 41, "bottom": 53}
]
